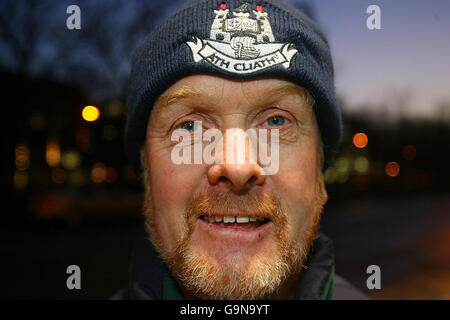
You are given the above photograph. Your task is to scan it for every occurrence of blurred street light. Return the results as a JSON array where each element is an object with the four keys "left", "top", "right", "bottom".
[
  {"left": 82, "top": 105, "right": 100, "bottom": 122},
  {"left": 51, "top": 168, "right": 67, "bottom": 184},
  {"left": 105, "top": 100, "right": 124, "bottom": 118},
  {"left": 102, "top": 125, "right": 118, "bottom": 141},
  {"left": 29, "top": 113, "right": 46, "bottom": 131},
  {"left": 15, "top": 144, "right": 30, "bottom": 171},
  {"left": 13, "top": 171, "right": 29, "bottom": 189},
  {"left": 385, "top": 161, "right": 401, "bottom": 177},
  {"left": 61, "top": 150, "right": 82, "bottom": 170},
  {"left": 46, "top": 141, "right": 61, "bottom": 167},
  {"left": 402, "top": 145, "right": 417, "bottom": 161},
  {"left": 353, "top": 132, "right": 368, "bottom": 149},
  {"left": 91, "top": 163, "right": 107, "bottom": 183},
  {"left": 105, "top": 167, "right": 118, "bottom": 183},
  {"left": 354, "top": 156, "right": 370, "bottom": 174},
  {"left": 69, "top": 169, "right": 87, "bottom": 186}
]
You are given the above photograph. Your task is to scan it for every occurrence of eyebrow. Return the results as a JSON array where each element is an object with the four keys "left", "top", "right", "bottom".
[
  {"left": 155, "top": 83, "right": 315, "bottom": 112},
  {"left": 262, "top": 84, "right": 315, "bottom": 107},
  {"left": 160, "top": 86, "right": 213, "bottom": 106}
]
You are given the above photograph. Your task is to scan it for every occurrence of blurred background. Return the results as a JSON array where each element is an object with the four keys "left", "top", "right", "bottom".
[{"left": 1, "top": 0, "right": 449, "bottom": 299}]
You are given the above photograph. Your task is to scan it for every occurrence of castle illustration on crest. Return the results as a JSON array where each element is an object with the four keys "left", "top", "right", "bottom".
[
  {"left": 209, "top": 2, "right": 275, "bottom": 59},
  {"left": 187, "top": 2, "right": 298, "bottom": 74}
]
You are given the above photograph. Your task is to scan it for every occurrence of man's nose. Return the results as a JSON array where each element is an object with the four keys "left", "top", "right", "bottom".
[
  {"left": 207, "top": 162, "right": 265, "bottom": 194},
  {"left": 207, "top": 130, "right": 265, "bottom": 194}
]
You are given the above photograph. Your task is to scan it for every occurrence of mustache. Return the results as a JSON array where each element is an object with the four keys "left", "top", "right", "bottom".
[{"left": 186, "top": 188, "right": 286, "bottom": 224}]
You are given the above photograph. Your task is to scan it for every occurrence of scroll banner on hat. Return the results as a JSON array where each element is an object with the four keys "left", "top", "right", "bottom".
[{"left": 187, "top": 37, "right": 298, "bottom": 74}]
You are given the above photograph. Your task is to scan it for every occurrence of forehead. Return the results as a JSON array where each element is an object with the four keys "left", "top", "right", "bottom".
[{"left": 151, "top": 74, "right": 314, "bottom": 118}]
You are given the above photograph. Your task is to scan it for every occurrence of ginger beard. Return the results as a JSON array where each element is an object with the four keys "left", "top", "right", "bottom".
[{"left": 143, "top": 175, "right": 325, "bottom": 300}]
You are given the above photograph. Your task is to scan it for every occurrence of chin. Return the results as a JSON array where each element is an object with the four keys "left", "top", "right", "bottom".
[{"left": 165, "top": 228, "right": 309, "bottom": 300}]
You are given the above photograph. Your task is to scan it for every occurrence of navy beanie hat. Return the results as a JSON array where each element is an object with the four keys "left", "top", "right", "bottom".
[{"left": 126, "top": 0, "right": 342, "bottom": 173}]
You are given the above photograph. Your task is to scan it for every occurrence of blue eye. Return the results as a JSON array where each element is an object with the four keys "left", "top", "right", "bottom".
[
  {"left": 179, "top": 121, "right": 201, "bottom": 131},
  {"left": 265, "top": 116, "right": 286, "bottom": 126}
]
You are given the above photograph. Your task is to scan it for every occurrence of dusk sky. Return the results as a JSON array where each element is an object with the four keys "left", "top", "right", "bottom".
[
  {"left": 1, "top": 0, "right": 448, "bottom": 118},
  {"left": 307, "top": 0, "right": 450, "bottom": 117}
]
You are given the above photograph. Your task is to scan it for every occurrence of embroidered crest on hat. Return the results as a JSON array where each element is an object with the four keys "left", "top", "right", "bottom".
[{"left": 187, "top": 2, "right": 298, "bottom": 74}]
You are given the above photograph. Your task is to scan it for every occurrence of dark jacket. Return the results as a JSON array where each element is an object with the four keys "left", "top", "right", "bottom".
[{"left": 112, "top": 231, "right": 368, "bottom": 300}]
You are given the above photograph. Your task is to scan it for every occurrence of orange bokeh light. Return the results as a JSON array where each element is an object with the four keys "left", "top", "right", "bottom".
[
  {"left": 46, "top": 142, "right": 61, "bottom": 167},
  {"left": 402, "top": 145, "right": 416, "bottom": 160},
  {"left": 353, "top": 132, "right": 368, "bottom": 148},
  {"left": 105, "top": 167, "right": 118, "bottom": 183},
  {"left": 91, "top": 163, "right": 107, "bottom": 183},
  {"left": 385, "top": 161, "right": 400, "bottom": 177},
  {"left": 82, "top": 106, "right": 100, "bottom": 122}
]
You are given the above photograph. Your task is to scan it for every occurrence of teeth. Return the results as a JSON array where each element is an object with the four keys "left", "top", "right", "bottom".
[
  {"left": 223, "top": 216, "right": 236, "bottom": 223},
  {"left": 203, "top": 215, "right": 266, "bottom": 224},
  {"left": 236, "top": 216, "right": 249, "bottom": 223}
]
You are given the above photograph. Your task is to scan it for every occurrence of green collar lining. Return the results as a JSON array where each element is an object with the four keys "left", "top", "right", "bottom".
[
  {"left": 320, "top": 265, "right": 334, "bottom": 300},
  {"left": 162, "top": 267, "right": 185, "bottom": 300}
]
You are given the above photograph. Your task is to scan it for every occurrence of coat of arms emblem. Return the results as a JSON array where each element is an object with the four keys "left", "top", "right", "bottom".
[{"left": 187, "top": 2, "right": 298, "bottom": 74}]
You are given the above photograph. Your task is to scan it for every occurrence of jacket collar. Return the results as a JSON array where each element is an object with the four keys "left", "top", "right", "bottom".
[
  {"left": 127, "top": 229, "right": 335, "bottom": 300},
  {"left": 291, "top": 232, "right": 335, "bottom": 300}
]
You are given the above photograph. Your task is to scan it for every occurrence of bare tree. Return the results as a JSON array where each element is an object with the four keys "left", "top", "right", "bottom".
[
  {"left": 47, "top": 0, "right": 177, "bottom": 99},
  {"left": 0, "top": 0, "right": 56, "bottom": 74},
  {"left": 0, "top": 0, "right": 182, "bottom": 99}
]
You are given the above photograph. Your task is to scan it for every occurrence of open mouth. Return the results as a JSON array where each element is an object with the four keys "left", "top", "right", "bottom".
[{"left": 199, "top": 215, "right": 271, "bottom": 229}]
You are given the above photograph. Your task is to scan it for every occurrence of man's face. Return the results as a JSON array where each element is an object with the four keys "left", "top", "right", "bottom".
[{"left": 142, "top": 74, "right": 328, "bottom": 299}]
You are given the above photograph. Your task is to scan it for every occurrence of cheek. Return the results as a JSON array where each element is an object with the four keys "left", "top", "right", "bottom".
[
  {"left": 147, "top": 151, "right": 204, "bottom": 251},
  {"left": 275, "top": 145, "right": 320, "bottom": 236},
  {"left": 277, "top": 145, "right": 318, "bottom": 202}
]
